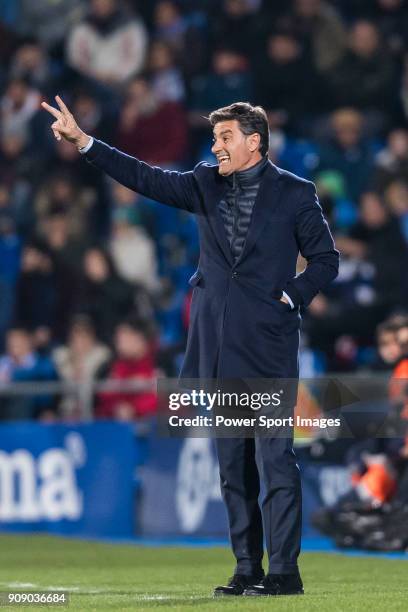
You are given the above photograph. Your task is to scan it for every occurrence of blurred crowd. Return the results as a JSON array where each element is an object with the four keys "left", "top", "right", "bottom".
[{"left": 0, "top": 0, "right": 408, "bottom": 421}]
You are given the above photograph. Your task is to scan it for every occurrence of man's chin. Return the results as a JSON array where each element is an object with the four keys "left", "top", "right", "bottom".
[{"left": 218, "top": 164, "right": 234, "bottom": 176}]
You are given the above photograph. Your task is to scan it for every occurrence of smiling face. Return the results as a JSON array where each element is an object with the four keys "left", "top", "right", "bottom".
[{"left": 211, "top": 119, "right": 262, "bottom": 176}]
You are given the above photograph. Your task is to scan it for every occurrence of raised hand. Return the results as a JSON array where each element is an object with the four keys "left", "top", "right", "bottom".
[{"left": 41, "top": 95, "right": 90, "bottom": 149}]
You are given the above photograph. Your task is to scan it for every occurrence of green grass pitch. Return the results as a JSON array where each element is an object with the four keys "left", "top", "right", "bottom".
[{"left": 0, "top": 534, "right": 407, "bottom": 611}]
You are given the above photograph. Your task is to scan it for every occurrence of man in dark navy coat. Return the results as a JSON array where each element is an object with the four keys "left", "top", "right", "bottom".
[{"left": 42, "top": 96, "right": 339, "bottom": 596}]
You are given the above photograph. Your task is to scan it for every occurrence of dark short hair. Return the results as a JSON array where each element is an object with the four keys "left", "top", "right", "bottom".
[{"left": 208, "top": 102, "right": 269, "bottom": 156}]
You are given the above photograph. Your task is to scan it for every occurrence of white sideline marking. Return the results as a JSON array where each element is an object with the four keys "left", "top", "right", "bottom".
[
  {"left": 135, "top": 595, "right": 205, "bottom": 601},
  {"left": 45, "top": 586, "right": 80, "bottom": 592},
  {"left": 0, "top": 583, "right": 207, "bottom": 600},
  {"left": 3, "top": 583, "right": 37, "bottom": 588}
]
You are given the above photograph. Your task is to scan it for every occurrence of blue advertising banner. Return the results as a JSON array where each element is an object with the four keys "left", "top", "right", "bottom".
[
  {"left": 139, "top": 436, "right": 227, "bottom": 537},
  {"left": 138, "top": 434, "right": 352, "bottom": 537},
  {"left": 0, "top": 422, "right": 135, "bottom": 538}
]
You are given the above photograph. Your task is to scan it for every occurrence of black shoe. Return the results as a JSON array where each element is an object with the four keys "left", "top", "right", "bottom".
[
  {"left": 213, "top": 572, "right": 264, "bottom": 597},
  {"left": 244, "top": 572, "right": 304, "bottom": 596}
]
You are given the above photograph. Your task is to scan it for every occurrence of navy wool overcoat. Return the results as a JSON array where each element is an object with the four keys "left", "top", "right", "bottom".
[{"left": 85, "top": 140, "right": 339, "bottom": 379}]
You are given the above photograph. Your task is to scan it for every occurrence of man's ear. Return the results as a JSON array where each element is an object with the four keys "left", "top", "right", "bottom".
[{"left": 247, "top": 133, "right": 261, "bottom": 153}]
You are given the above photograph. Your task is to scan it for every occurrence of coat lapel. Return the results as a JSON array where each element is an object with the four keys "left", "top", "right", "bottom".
[
  {"left": 234, "top": 161, "right": 282, "bottom": 266},
  {"left": 200, "top": 160, "right": 282, "bottom": 267}
]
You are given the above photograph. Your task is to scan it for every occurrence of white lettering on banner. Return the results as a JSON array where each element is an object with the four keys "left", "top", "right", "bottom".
[
  {"left": 0, "top": 434, "right": 85, "bottom": 523},
  {"left": 175, "top": 439, "right": 221, "bottom": 533}
]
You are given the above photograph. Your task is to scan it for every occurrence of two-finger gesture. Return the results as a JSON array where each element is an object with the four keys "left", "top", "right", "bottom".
[{"left": 41, "top": 95, "right": 89, "bottom": 149}]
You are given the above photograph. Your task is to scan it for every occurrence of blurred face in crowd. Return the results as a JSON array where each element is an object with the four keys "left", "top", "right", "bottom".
[
  {"left": 378, "top": 0, "right": 403, "bottom": 10},
  {"left": 378, "top": 330, "right": 401, "bottom": 364},
  {"left": 332, "top": 109, "right": 363, "bottom": 149},
  {"left": 5, "top": 79, "right": 29, "bottom": 107},
  {"left": 224, "top": 0, "right": 251, "bottom": 17},
  {"left": 211, "top": 119, "right": 261, "bottom": 175},
  {"left": 360, "top": 192, "right": 388, "bottom": 228},
  {"left": 84, "top": 249, "right": 109, "bottom": 282},
  {"left": 149, "top": 41, "right": 175, "bottom": 71},
  {"left": 44, "top": 214, "right": 70, "bottom": 249},
  {"left": 73, "top": 94, "right": 100, "bottom": 132},
  {"left": 384, "top": 181, "right": 408, "bottom": 216},
  {"left": 69, "top": 322, "right": 96, "bottom": 355},
  {"left": 14, "top": 43, "right": 44, "bottom": 71},
  {"left": 91, "top": 0, "right": 116, "bottom": 19},
  {"left": 51, "top": 177, "right": 73, "bottom": 203},
  {"left": 114, "top": 325, "right": 148, "bottom": 360},
  {"left": 32, "top": 326, "right": 51, "bottom": 351},
  {"left": 213, "top": 50, "right": 246, "bottom": 75},
  {"left": 155, "top": 1, "right": 180, "bottom": 28},
  {"left": 295, "top": 0, "right": 321, "bottom": 18},
  {"left": 388, "top": 129, "right": 408, "bottom": 159},
  {"left": 1, "top": 134, "right": 25, "bottom": 159},
  {"left": 0, "top": 185, "right": 10, "bottom": 208},
  {"left": 350, "top": 22, "right": 380, "bottom": 58},
  {"left": 125, "top": 78, "right": 156, "bottom": 115},
  {"left": 7, "top": 329, "right": 33, "bottom": 361},
  {"left": 268, "top": 34, "right": 300, "bottom": 63}
]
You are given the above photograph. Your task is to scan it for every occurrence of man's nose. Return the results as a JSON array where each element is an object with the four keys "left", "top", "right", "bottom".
[{"left": 211, "top": 141, "right": 221, "bottom": 154}]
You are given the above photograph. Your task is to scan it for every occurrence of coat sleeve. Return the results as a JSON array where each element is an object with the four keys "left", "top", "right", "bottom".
[
  {"left": 84, "top": 139, "right": 197, "bottom": 212},
  {"left": 283, "top": 181, "right": 339, "bottom": 308}
]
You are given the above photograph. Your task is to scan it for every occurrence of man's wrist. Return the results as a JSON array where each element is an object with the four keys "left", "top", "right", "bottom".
[{"left": 76, "top": 133, "right": 92, "bottom": 151}]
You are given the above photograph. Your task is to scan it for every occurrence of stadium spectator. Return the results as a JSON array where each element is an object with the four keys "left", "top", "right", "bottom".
[
  {"left": 110, "top": 182, "right": 142, "bottom": 226},
  {"left": 345, "top": 191, "right": 408, "bottom": 312},
  {"left": 66, "top": 0, "right": 147, "bottom": 87},
  {"left": 0, "top": 175, "right": 32, "bottom": 237},
  {"left": 152, "top": 0, "right": 207, "bottom": 78},
  {"left": 115, "top": 75, "right": 189, "bottom": 166},
  {"left": 16, "top": 0, "right": 86, "bottom": 50},
  {"left": 373, "top": 128, "right": 408, "bottom": 192},
  {"left": 254, "top": 30, "right": 325, "bottom": 132},
  {"left": 327, "top": 20, "right": 398, "bottom": 124},
  {"left": 109, "top": 207, "right": 159, "bottom": 293},
  {"left": 70, "top": 89, "right": 117, "bottom": 144},
  {"left": 73, "top": 247, "right": 141, "bottom": 343},
  {"left": 1, "top": 77, "right": 41, "bottom": 141},
  {"left": 277, "top": 0, "right": 347, "bottom": 73},
  {"left": 53, "top": 315, "right": 111, "bottom": 419},
  {"left": 96, "top": 319, "right": 157, "bottom": 420},
  {"left": 344, "top": 0, "right": 408, "bottom": 57},
  {"left": 8, "top": 38, "right": 56, "bottom": 94},
  {"left": 209, "top": 0, "right": 261, "bottom": 58},
  {"left": 0, "top": 213, "right": 21, "bottom": 347},
  {"left": 148, "top": 40, "right": 186, "bottom": 103},
  {"left": 36, "top": 208, "right": 88, "bottom": 274},
  {"left": 189, "top": 47, "right": 253, "bottom": 128},
  {"left": 307, "top": 191, "right": 408, "bottom": 367},
  {"left": 34, "top": 171, "right": 96, "bottom": 239},
  {"left": 383, "top": 180, "right": 408, "bottom": 242},
  {"left": 316, "top": 108, "right": 376, "bottom": 202},
  {"left": 376, "top": 318, "right": 405, "bottom": 369},
  {"left": 14, "top": 244, "right": 59, "bottom": 335},
  {"left": 0, "top": 327, "right": 57, "bottom": 420},
  {"left": 33, "top": 132, "right": 109, "bottom": 233},
  {"left": 0, "top": 132, "right": 34, "bottom": 221}
]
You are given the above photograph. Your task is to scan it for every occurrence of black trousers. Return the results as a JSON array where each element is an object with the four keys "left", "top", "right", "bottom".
[{"left": 215, "top": 434, "right": 302, "bottom": 575}]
